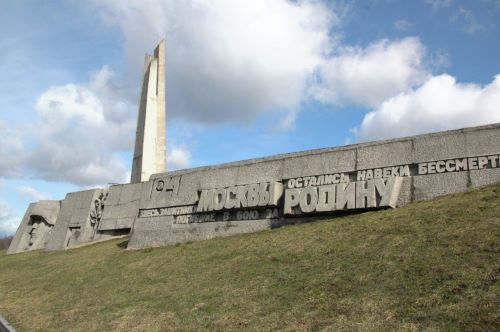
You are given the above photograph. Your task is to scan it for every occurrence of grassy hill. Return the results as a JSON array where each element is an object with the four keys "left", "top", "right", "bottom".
[{"left": 0, "top": 183, "right": 499, "bottom": 332}]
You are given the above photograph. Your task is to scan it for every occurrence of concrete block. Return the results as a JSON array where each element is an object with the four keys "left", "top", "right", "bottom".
[
  {"left": 357, "top": 140, "right": 413, "bottom": 169},
  {"left": 470, "top": 168, "right": 500, "bottom": 188},
  {"left": 198, "top": 167, "right": 239, "bottom": 189},
  {"left": 396, "top": 177, "right": 412, "bottom": 207},
  {"left": 45, "top": 189, "right": 101, "bottom": 251},
  {"left": 282, "top": 149, "right": 356, "bottom": 179},
  {"left": 118, "top": 182, "right": 144, "bottom": 205},
  {"left": 99, "top": 183, "right": 143, "bottom": 231},
  {"left": 412, "top": 172, "right": 469, "bottom": 201},
  {"left": 412, "top": 131, "right": 466, "bottom": 162},
  {"left": 144, "top": 175, "right": 187, "bottom": 208},
  {"left": 7, "top": 200, "right": 60, "bottom": 254},
  {"left": 236, "top": 160, "right": 283, "bottom": 185},
  {"left": 127, "top": 217, "right": 173, "bottom": 249},
  {"left": 465, "top": 127, "right": 500, "bottom": 157},
  {"left": 103, "top": 185, "right": 122, "bottom": 205},
  {"left": 128, "top": 217, "right": 271, "bottom": 249}
]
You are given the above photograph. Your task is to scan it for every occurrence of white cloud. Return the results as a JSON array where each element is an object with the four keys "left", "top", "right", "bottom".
[
  {"left": 89, "top": 1, "right": 434, "bottom": 131},
  {"left": 313, "top": 37, "right": 429, "bottom": 107},
  {"left": 426, "top": 0, "right": 452, "bottom": 10},
  {"left": 94, "top": 0, "right": 338, "bottom": 124},
  {"left": 429, "top": 48, "right": 450, "bottom": 70},
  {"left": 167, "top": 144, "right": 191, "bottom": 170},
  {"left": 451, "top": 7, "right": 483, "bottom": 34},
  {"left": 278, "top": 110, "right": 299, "bottom": 131},
  {"left": 0, "top": 201, "right": 20, "bottom": 237},
  {"left": 394, "top": 19, "right": 412, "bottom": 31},
  {"left": 0, "top": 121, "right": 24, "bottom": 177},
  {"left": 27, "top": 67, "right": 135, "bottom": 186},
  {"left": 0, "top": 67, "right": 137, "bottom": 186},
  {"left": 35, "top": 85, "right": 105, "bottom": 128},
  {"left": 3, "top": 0, "right": 493, "bottom": 191},
  {"left": 16, "top": 186, "right": 50, "bottom": 201},
  {"left": 356, "top": 74, "right": 500, "bottom": 141}
]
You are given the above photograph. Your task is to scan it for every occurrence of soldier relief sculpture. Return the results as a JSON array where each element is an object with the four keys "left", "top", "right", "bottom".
[
  {"left": 90, "top": 191, "right": 108, "bottom": 240},
  {"left": 28, "top": 216, "right": 43, "bottom": 247},
  {"left": 24, "top": 215, "right": 53, "bottom": 251}
]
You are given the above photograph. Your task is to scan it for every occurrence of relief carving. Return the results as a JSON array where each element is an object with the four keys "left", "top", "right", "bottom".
[
  {"left": 90, "top": 190, "right": 108, "bottom": 240},
  {"left": 26, "top": 215, "right": 52, "bottom": 250}
]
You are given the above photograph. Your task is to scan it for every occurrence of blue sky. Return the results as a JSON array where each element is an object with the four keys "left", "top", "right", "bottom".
[{"left": 1, "top": 0, "right": 499, "bottom": 235}]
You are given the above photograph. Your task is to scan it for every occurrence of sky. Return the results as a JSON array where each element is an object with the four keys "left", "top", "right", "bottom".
[{"left": 1, "top": 0, "right": 499, "bottom": 236}]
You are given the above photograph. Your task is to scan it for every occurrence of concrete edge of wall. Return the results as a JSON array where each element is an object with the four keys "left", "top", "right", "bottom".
[
  {"left": 150, "top": 123, "right": 500, "bottom": 179},
  {"left": 0, "top": 314, "right": 17, "bottom": 332}
]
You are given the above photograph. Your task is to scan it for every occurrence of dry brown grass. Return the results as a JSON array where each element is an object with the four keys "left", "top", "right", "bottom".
[{"left": 0, "top": 183, "right": 499, "bottom": 331}]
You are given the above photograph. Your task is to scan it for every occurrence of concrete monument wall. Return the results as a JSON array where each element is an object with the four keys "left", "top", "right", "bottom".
[
  {"left": 44, "top": 189, "right": 107, "bottom": 251},
  {"left": 125, "top": 123, "right": 500, "bottom": 249},
  {"left": 7, "top": 123, "right": 500, "bottom": 254},
  {"left": 99, "top": 182, "right": 144, "bottom": 231},
  {"left": 7, "top": 201, "right": 60, "bottom": 254}
]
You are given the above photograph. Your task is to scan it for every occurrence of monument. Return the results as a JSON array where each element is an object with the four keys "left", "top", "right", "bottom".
[
  {"left": 6, "top": 40, "right": 500, "bottom": 254},
  {"left": 131, "top": 40, "right": 167, "bottom": 183}
]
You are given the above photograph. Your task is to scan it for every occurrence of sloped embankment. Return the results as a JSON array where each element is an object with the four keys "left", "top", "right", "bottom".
[{"left": 0, "top": 183, "right": 499, "bottom": 331}]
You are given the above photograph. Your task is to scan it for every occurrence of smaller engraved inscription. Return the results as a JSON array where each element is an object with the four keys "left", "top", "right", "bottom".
[{"left": 173, "top": 208, "right": 280, "bottom": 224}]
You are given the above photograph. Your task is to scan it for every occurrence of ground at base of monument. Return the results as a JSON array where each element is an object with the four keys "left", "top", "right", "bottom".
[{"left": 0, "top": 183, "right": 498, "bottom": 331}]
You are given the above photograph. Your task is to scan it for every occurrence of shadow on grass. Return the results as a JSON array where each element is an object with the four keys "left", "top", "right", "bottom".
[{"left": 116, "top": 240, "right": 129, "bottom": 249}]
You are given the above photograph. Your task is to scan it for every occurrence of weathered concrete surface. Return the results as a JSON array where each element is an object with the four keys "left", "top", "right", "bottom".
[
  {"left": 0, "top": 314, "right": 17, "bottom": 332},
  {"left": 44, "top": 189, "right": 104, "bottom": 251},
  {"left": 128, "top": 218, "right": 271, "bottom": 249},
  {"left": 128, "top": 123, "right": 500, "bottom": 249},
  {"left": 7, "top": 201, "right": 60, "bottom": 254},
  {"left": 131, "top": 40, "right": 166, "bottom": 183},
  {"left": 7, "top": 123, "right": 500, "bottom": 253},
  {"left": 100, "top": 182, "right": 144, "bottom": 231}
]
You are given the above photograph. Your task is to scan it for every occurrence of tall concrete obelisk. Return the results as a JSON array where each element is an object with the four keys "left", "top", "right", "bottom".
[{"left": 131, "top": 40, "right": 166, "bottom": 183}]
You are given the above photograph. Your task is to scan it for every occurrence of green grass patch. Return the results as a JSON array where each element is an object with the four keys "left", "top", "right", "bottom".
[{"left": 1, "top": 183, "right": 499, "bottom": 331}]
